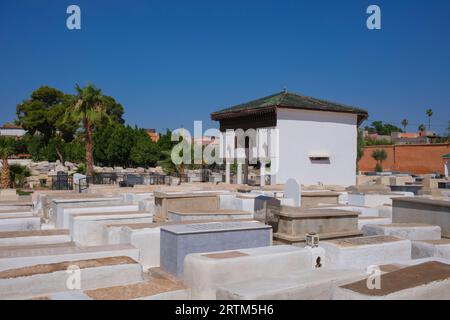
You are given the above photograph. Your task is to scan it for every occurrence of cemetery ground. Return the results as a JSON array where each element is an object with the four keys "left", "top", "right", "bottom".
[{"left": 0, "top": 172, "right": 449, "bottom": 301}]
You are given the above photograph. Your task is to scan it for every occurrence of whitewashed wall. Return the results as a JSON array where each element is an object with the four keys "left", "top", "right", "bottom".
[
  {"left": 0, "top": 128, "right": 26, "bottom": 137},
  {"left": 275, "top": 108, "right": 357, "bottom": 187}
]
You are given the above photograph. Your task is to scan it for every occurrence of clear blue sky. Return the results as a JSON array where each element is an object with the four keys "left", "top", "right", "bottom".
[{"left": 1, "top": 0, "right": 449, "bottom": 134}]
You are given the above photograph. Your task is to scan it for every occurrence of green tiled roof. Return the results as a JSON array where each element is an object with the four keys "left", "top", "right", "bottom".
[
  {"left": 211, "top": 91, "right": 368, "bottom": 121},
  {"left": 443, "top": 153, "right": 450, "bottom": 159}
]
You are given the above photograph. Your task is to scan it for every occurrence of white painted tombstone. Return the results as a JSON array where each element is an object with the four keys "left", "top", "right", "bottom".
[{"left": 284, "top": 178, "right": 301, "bottom": 207}]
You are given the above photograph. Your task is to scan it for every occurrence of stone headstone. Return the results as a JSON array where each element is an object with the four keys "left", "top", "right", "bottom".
[{"left": 284, "top": 178, "right": 301, "bottom": 207}]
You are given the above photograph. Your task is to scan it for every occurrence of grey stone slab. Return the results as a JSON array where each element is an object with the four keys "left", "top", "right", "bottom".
[{"left": 160, "top": 221, "right": 271, "bottom": 276}]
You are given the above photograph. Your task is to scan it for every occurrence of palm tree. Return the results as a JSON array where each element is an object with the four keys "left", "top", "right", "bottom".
[
  {"left": 0, "top": 137, "right": 15, "bottom": 189},
  {"left": 418, "top": 124, "right": 426, "bottom": 133},
  {"left": 371, "top": 149, "right": 387, "bottom": 172},
  {"left": 426, "top": 109, "right": 433, "bottom": 131},
  {"left": 401, "top": 119, "right": 408, "bottom": 132},
  {"left": 66, "top": 84, "right": 110, "bottom": 176}
]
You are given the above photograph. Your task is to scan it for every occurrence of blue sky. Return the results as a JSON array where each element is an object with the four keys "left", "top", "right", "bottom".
[{"left": 0, "top": 0, "right": 449, "bottom": 133}]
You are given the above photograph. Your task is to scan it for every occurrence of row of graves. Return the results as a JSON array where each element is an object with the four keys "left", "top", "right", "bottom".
[{"left": 0, "top": 178, "right": 449, "bottom": 300}]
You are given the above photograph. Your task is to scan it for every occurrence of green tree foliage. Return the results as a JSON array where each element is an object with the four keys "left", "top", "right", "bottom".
[
  {"left": 9, "top": 164, "right": 31, "bottom": 188},
  {"left": 365, "top": 121, "right": 403, "bottom": 136},
  {"left": 16, "top": 86, "right": 78, "bottom": 163},
  {"left": 426, "top": 109, "right": 433, "bottom": 130},
  {"left": 93, "top": 125, "right": 160, "bottom": 168},
  {"left": 371, "top": 149, "right": 387, "bottom": 172},
  {"left": 418, "top": 124, "right": 426, "bottom": 132},
  {"left": 401, "top": 119, "right": 408, "bottom": 132}
]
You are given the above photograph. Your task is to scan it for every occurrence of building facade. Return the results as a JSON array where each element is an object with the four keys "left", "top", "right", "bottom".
[
  {"left": 0, "top": 123, "right": 26, "bottom": 138},
  {"left": 211, "top": 91, "right": 368, "bottom": 187}
]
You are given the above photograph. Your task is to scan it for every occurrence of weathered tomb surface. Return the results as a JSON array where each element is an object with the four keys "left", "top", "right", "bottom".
[
  {"left": 69, "top": 211, "right": 154, "bottom": 246},
  {"left": 392, "top": 197, "right": 450, "bottom": 238},
  {"left": 0, "top": 229, "right": 70, "bottom": 246},
  {"left": 154, "top": 191, "right": 227, "bottom": 222},
  {"left": 320, "top": 235, "right": 411, "bottom": 269},
  {"left": 184, "top": 245, "right": 322, "bottom": 300},
  {"left": 362, "top": 223, "right": 441, "bottom": 241},
  {"left": 0, "top": 200, "right": 33, "bottom": 212},
  {"left": 254, "top": 196, "right": 281, "bottom": 231},
  {"left": 0, "top": 209, "right": 34, "bottom": 218},
  {"left": 348, "top": 192, "right": 412, "bottom": 207},
  {"left": 67, "top": 278, "right": 188, "bottom": 300},
  {"left": 0, "top": 189, "right": 19, "bottom": 202},
  {"left": 334, "top": 261, "right": 450, "bottom": 300},
  {"left": 160, "top": 221, "right": 272, "bottom": 276},
  {"left": 312, "top": 204, "right": 379, "bottom": 217},
  {"left": 216, "top": 268, "right": 367, "bottom": 300},
  {"left": 105, "top": 218, "right": 255, "bottom": 270},
  {"left": 358, "top": 217, "right": 392, "bottom": 230},
  {"left": 412, "top": 239, "right": 450, "bottom": 259},
  {"left": 54, "top": 202, "right": 137, "bottom": 228},
  {"left": 300, "top": 191, "right": 340, "bottom": 207},
  {"left": 0, "top": 256, "right": 143, "bottom": 300},
  {"left": 167, "top": 208, "right": 252, "bottom": 222},
  {"left": 0, "top": 215, "right": 41, "bottom": 232},
  {"left": 0, "top": 243, "right": 139, "bottom": 271},
  {"left": 271, "top": 206, "right": 362, "bottom": 244}
]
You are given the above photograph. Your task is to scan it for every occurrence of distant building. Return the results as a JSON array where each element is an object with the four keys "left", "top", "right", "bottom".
[
  {"left": 211, "top": 91, "right": 368, "bottom": 186},
  {"left": 391, "top": 131, "right": 439, "bottom": 145},
  {"left": 146, "top": 129, "right": 160, "bottom": 142},
  {"left": 0, "top": 123, "right": 26, "bottom": 138}
]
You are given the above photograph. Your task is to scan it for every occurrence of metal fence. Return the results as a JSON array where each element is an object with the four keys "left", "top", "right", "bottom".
[{"left": 51, "top": 173, "right": 73, "bottom": 191}]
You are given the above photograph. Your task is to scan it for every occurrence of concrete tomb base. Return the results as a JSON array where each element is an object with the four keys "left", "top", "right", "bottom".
[
  {"left": 216, "top": 268, "right": 367, "bottom": 300},
  {"left": 0, "top": 256, "right": 143, "bottom": 300},
  {"left": 55, "top": 204, "right": 139, "bottom": 229},
  {"left": 184, "top": 245, "right": 325, "bottom": 300},
  {"left": 412, "top": 239, "right": 450, "bottom": 259},
  {"left": 167, "top": 209, "right": 252, "bottom": 222},
  {"left": 333, "top": 262, "right": 450, "bottom": 300},
  {"left": 320, "top": 236, "right": 412, "bottom": 269},
  {"left": 69, "top": 212, "right": 154, "bottom": 246},
  {"left": 46, "top": 278, "right": 189, "bottom": 300},
  {"left": 392, "top": 197, "right": 450, "bottom": 238},
  {"left": 362, "top": 223, "right": 441, "bottom": 241},
  {"left": 0, "top": 230, "right": 70, "bottom": 247},
  {"left": 154, "top": 191, "right": 225, "bottom": 222},
  {"left": 272, "top": 206, "right": 362, "bottom": 244},
  {"left": 358, "top": 217, "right": 392, "bottom": 230},
  {"left": 0, "top": 215, "right": 41, "bottom": 232},
  {"left": 0, "top": 189, "right": 19, "bottom": 202},
  {"left": 0, "top": 243, "right": 140, "bottom": 272},
  {"left": 348, "top": 192, "right": 413, "bottom": 208},
  {"left": 161, "top": 221, "right": 272, "bottom": 276}
]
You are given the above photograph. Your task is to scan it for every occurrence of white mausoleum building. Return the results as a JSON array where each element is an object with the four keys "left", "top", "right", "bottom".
[{"left": 211, "top": 91, "right": 368, "bottom": 187}]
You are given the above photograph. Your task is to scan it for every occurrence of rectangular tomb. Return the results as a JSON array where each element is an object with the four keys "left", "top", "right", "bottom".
[
  {"left": 160, "top": 221, "right": 272, "bottom": 276},
  {"left": 272, "top": 206, "right": 362, "bottom": 244},
  {"left": 0, "top": 215, "right": 41, "bottom": 232},
  {"left": 333, "top": 261, "right": 450, "bottom": 300},
  {"left": 392, "top": 197, "right": 450, "bottom": 238},
  {"left": 154, "top": 191, "right": 224, "bottom": 222},
  {"left": 362, "top": 223, "right": 441, "bottom": 241},
  {"left": 0, "top": 230, "right": 70, "bottom": 247},
  {"left": 320, "top": 235, "right": 411, "bottom": 269},
  {"left": 167, "top": 209, "right": 253, "bottom": 222},
  {"left": 69, "top": 211, "right": 154, "bottom": 246}
]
